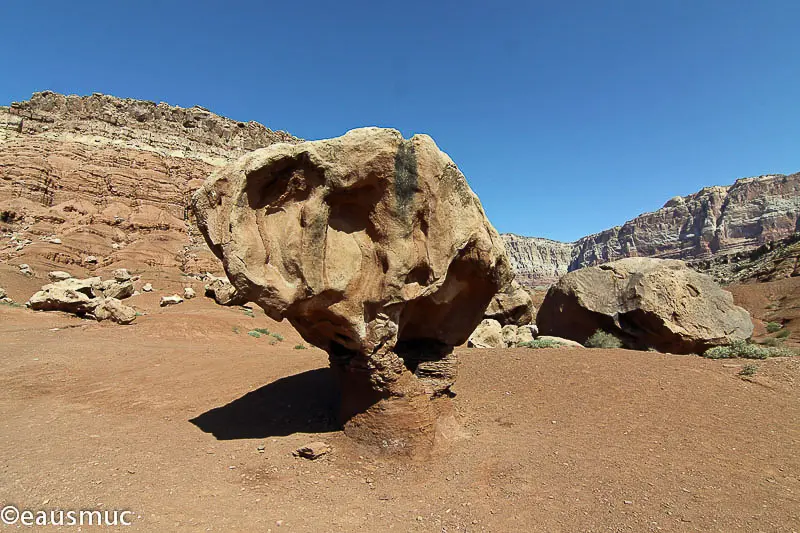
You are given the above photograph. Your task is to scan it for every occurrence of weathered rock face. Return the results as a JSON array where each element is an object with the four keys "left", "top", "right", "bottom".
[
  {"left": 537, "top": 258, "right": 754, "bottom": 354},
  {"left": 484, "top": 280, "right": 535, "bottom": 326},
  {"left": 1, "top": 91, "right": 300, "bottom": 279},
  {"left": 94, "top": 297, "right": 137, "bottom": 324},
  {"left": 194, "top": 127, "right": 512, "bottom": 449},
  {"left": 505, "top": 174, "right": 800, "bottom": 286},
  {"left": 27, "top": 277, "right": 102, "bottom": 314}
]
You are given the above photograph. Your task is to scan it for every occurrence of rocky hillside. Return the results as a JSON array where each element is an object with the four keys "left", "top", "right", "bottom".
[
  {"left": 0, "top": 91, "right": 299, "bottom": 275},
  {"left": 506, "top": 173, "right": 800, "bottom": 286}
]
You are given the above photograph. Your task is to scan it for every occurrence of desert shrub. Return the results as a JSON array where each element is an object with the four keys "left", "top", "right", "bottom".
[
  {"left": 270, "top": 332, "right": 284, "bottom": 341},
  {"left": 253, "top": 328, "right": 270, "bottom": 335},
  {"left": 247, "top": 330, "right": 261, "bottom": 338},
  {"left": 738, "top": 363, "right": 759, "bottom": 377},
  {"left": 294, "top": 344, "right": 307, "bottom": 350},
  {"left": 242, "top": 308, "right": 255, "bottom": 318},
  {"left": 760, "top": 337, "right": 782, "bottom": 347},
  {"left": 776, "top": 328, "right": 791, "bottom": 339},
  {"left": 703, "top": 340, "right": 796, "bottom": 360},
  {"left": 584, "top": 329, "right": 623, "bottom": 349},
  {"left": 766, "top": 322, "right": 782, "bottom": 333},
  {"left": 518, "top": 339, "right": 564, "bottom": 349}
]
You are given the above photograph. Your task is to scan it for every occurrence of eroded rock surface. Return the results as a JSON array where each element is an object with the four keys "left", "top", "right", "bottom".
[
  {"left": 484, "top": 279, "right": 534, "bottom": 326},
  {"left": 537, "top": 258, "right": 753, "bottom": 353},
  {"left": 193, "top": 127, "right": 511, "bottom": 449}
]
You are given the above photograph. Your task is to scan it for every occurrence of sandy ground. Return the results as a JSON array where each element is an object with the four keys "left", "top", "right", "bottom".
[{"left": 1, "top": 267, "right": 799, "bottom": 532}]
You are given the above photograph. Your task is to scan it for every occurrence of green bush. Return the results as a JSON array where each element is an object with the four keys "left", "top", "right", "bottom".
[
  {"left": 253, "top": 328, "right": 270, "bottom": 335},
  {"left": 518, "top": 339, "right": 564, "bottom": 349},
  {"left": 776, "top": 328, "right": 791, "bottom": 339},
  {"left": 738, "top": 363, "right": 759, "bottom": 377},
  {"left": 584, "top": 329, "right": 623, "bottom": 349},
  {"left": 294, "top": 344, "right": 307, "bottom": 350},
  {"left": 270, "top": 333, "right": 284, "bottom": 341},
  {"left": 703, "top": 340, "right": 796, "bottom": 360},
  {"left": 766, "top": 322, "right": 782, "bottom": 333},
  {"left": 247, "top": 330, "right": 261, "bottom": 338},
  {"left": 760, "top": 337, "right": 782, "bottom": 347}
]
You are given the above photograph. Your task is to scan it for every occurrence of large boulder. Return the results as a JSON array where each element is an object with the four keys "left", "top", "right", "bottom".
[
  {"left": 27, "top": 277, "right": 102, "bottom": 314},
  {"left": 484, "top": 280, "right": 535, "bottom": 326},
  {"left": 93, "top": 279, "right": 134, "bottom": 300},
  {"left": 193, "top": 127, "right": 512, "bottom": 449},
  {"left": 537, "top": 258, "right": 754, "bottom": 354}
]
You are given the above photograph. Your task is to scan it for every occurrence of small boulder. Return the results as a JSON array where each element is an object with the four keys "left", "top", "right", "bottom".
[
  {"left": 516, "top": 324, "right": 537, "bottom": 344},
  {"left": 112, "top": 268, "right": 132, "bottom": 282},
  {"left": 49, "top": 238, "right": 62, "bottom": 245},
  {"left": 141, "top": 283, "right": 153, "bottom": 292},
  {"left": 468, "top": 319, "right": 504, "bottom": 348},
  {"left": 48, "top": 271, "right": 73, "bottom": 282},
  {"left": 501, "top": 324, "right": 519, "bottom": 347},
  {"left": 536, "top": 335, "right": 585, "bottom": 348},
  {"left": 160, "top": 295, "right": 184, "bottom": 307},
  {"left": 84, "top": 256, "right": 99, "bottom": 264},
  {"left": 93, "top": 279, "right": 134, "bottom": 300},
  {"left": 293, "top": 441, "right": 331, "bottom": 460},
  {"left": 94, "top": 298, "right": 137, "bottom": 325},
  {"left": 204, "top": 278, "right": 246, "bottom": 306},
  {"left": 18, "top": 264, "right": 33, "bottom": 277},
  {"left": 183, "top": 287, "right": 196, "bottom": 300}
]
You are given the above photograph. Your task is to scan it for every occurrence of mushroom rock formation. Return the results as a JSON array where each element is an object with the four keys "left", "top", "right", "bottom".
[{"left": 193, "top": 127, "right": 511, "bottom": 450}]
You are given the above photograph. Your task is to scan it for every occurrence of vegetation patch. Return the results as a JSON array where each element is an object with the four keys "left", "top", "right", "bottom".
[
  {"left": 294, "top": 344, "right": 307, "bottom": 350},
  {"left": 776, "top": 328, "right": 791, "bottom": 339},
  {"left": 253, "top": 328, "right": 270, "bottom": 335},
  {"left": 518, "top": 339, "right": 565, "bottom": 349},
  {"left": 584, "top": 329, "right": 623, "bottom": 349},
  {"left": 703, "top": 340, "right": 796, "bottom": 360},
  {"left": 738, "top": 363, "right": 759, "bottom": 377},
  {"left": 766, "top": 321, "right": 782, "bottom": 333},
  {"left": 247, "top": 330, "right": 261, "bottom": 338},
  {"left": 270, "top": 332, "right": 284, "bottom": 341}
]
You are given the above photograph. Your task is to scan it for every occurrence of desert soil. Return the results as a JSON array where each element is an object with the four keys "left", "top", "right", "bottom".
[{"left": 1, "top": 267, "right": 799, "bottom": 532}]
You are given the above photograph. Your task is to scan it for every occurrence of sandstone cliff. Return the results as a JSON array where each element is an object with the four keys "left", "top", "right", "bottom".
[{"left": 505, "top": 173, "right": 800, "bottom": 285}]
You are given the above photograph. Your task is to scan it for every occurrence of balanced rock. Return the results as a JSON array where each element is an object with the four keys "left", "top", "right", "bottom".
[
  {"left": 484, "top": 280, "right": 535, "bottom": 326},
  {"left": 48, "top": 271, "right": 73, "bottom": 282},
  {"left": 94, "top": 297, "right": 137, "bottom": 325},
  {"left": 203, "top": 278, "right": 246, "bottom": 306},
  {"left": 537, "top": 258, "right": 753, "bottom": 353},
  {"left": 193, "top": 127, "right": 511, "bottom": 449},
  {"left": 27, "top": 277, "right": 102, "bottom": 314}
]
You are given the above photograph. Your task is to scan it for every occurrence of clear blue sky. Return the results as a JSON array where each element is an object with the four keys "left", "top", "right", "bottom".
[{"left": 2, "top": 1, "right": 799, "bottom": 241}]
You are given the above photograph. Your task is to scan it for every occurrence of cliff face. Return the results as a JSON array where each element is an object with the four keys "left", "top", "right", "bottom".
[
  {"left": 505, "top": 173, "right": 800, "bottom": 285},
  {"left": 0, "top": 91, "right": 298, "bottom": 219}
]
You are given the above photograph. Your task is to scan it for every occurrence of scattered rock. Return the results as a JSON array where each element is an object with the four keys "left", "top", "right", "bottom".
[
  {"left": 293, "top": 442, "right": 331, "bottom": 460},
  {"left": 516, "top": 324, "right": 537, "bottom": 344},
  {"left": 468, "top": 319, "right": 505, "bottom": 348},
  {"left": 141, "top": 283, "right": 153, "bottom": 292},
  {"left": 94, "top": 297, "right": 137, "bottom": 325},
  {"left": 537, "top": 258, "right": 754, "bottom": 353},
  {"left": 48, "top": 271, "right": 73, "bottom": 282},
  {"left": 501, "top": 324, "right": 519, "bottom": 347},
  {"left": 485, "top": 280, "right": 535, "bottom": 326},
  {"left": 84, "top": 256, "right": 99, "bottom": 264},
  {"left": 203, "top": 278, "right": 246, "bottom": 306},
  {"left": 160, "top": 295, "right": 184, "bottom": 307},
  {"left": 112, "top": 268, "right": 132, "bottom": 282},
  {"left": 183, "top": 287, "right": 196, "bottom": 300},
  {"left": 49, "top": 238, "right": 62, "bottom": 244},
  {"left": 0, "top": 286, "right": 7, "bottom": 300},
  {"left": 18, "top": 264, "right": 33, "bottom": 277}
]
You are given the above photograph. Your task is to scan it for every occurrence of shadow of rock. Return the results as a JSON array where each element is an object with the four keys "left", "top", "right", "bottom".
[{"left": 189, "top": 368, "right": 341, "bottom": 439}]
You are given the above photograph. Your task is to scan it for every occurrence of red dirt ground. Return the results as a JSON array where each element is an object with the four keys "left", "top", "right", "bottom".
[{"left": 1, "top": 265, "right": 799, "bottom": 532}]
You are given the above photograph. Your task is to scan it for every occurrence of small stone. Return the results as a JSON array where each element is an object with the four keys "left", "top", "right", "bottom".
[
  {"left": 183, "top": 287, "right": 196, "bottom": 299},
  {"left": 113, "top": 268, "right": 132, "bottom": 282},
  {"left": 84, "top": 256, "right": 99, "bottom": 264},
  {"left": 49, "top": 238, "right": 62, "bottom": 245},
  {"left": 160, "top": 295, "right": 184, "bottom": 307},
  {"left": 624, "top": 500, "right": 633, "bottom": 505},
  {"left": 142, "top": 283, "right": 153, "bottom": 292},
  {"left": 293, "top": 441, "right": 331, "bottom": 460},
  {"left": 18, "top": 264, "right": 33, "bottom": 276}
]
